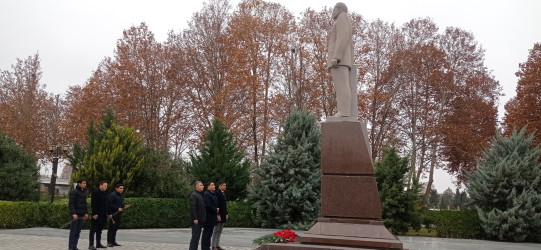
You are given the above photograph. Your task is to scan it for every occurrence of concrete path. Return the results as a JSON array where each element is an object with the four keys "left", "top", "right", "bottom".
[{"left": 1, "top": 227, "right": 540, "bottom": 250}]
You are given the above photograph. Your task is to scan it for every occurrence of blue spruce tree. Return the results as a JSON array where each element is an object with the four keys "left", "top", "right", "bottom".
[
  {"left": 250, "top": 110, "right": 321, "bottom": 229},
  {"left": 466, "top": 127, "right": 541, "bottom": 242}
]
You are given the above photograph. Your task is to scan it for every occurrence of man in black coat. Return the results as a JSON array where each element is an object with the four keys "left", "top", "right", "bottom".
[
  {"left": 189, "top": 181, "right": 206, "bottom": 250},
  {"left": 68, "top": 178, "right": 88, "bottom": 250},
  {"left": 201, "top": 182, "right": 218, "bottom": 250},
  {"left": 89, "top": 181, "right": 108, "bottom": 249},
  {"left": 212, "top": 181, "right": 228, "bottom": 250},
  {"left": 107, "top": 183, "right": 127, "bottom": 247}
]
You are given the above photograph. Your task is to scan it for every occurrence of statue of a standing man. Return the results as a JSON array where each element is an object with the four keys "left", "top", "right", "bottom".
[{"left": 328, "top": 2, "right": 358, "bottom": 118}]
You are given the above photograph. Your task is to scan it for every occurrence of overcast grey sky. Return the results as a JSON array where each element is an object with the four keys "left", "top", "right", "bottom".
[{"left": 2, "top": 0, "right": 540, "bottom": 191}]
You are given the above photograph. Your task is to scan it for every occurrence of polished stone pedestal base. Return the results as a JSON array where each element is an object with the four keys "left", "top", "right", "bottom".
[
  {"left": 262, "top": 219, "right": 404, "bottom": 250},
  {"left": 262, "top": 121, "right": 405, "bottom": 249}
]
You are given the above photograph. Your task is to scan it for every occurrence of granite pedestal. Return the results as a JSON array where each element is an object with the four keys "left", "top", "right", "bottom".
[{"left": 262, "top": 121, "right": 404, "bottom": 250}]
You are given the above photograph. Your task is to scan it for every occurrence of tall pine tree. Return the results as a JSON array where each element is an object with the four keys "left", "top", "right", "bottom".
[
  {"left": 186, "top": 118, "right": 250, "bottom": 201},
  {"left": 375, "top": 147, "right": 420, "bottom": 234},
  {"left": 466, "top": 127, "right": 541, "bottom": 242},
  {"left": 250, "top": 110, "right": 321, "bottom": 229}
]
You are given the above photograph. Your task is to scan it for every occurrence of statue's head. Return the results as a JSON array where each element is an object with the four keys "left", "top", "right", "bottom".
[{"left": 332, "top": 2, "right": 348, "bottom": 20}]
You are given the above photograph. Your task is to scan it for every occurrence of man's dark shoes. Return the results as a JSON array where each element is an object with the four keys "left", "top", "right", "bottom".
[
  {"left": 217, "top": 247, "right": 226, "bottom": 250},
  {"left": 107, "top": 243, "right": 114, "bottom": 247},
  {"left": 89, "top": 246, "right": 97, "bottom": 250},
  {"left": 112, "top": 242, "right": 121, "bottom": 246},
  {"left": 96, "top": 243, "right": 107, "bottom": 248}
]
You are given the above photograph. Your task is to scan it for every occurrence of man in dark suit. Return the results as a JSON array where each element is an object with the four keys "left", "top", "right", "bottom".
[
  {"left": 189, "top": 181, "right": 206, "bottom": 250},
  {"left": 211, "top": 182, "right": 228, "bottom": 250},
  {"left": 89, "top": 181, "right": 108, "bottom": 249},
  {"left": 68, "top": 178, "right": 88, "bottom": 250},
  {"left": 107, "top": 183, "right": 127, "bottom": 247},
  {"left": 202, "top": 182, "right": 218, "bottom": 250}
]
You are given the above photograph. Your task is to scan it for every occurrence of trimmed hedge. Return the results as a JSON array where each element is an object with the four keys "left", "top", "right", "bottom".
[
  {"left": 421, "top": 210, "right": 484, "bottom": 239},
  {"left": 0, "top": 199, "right": 256, "bottom": 229}
]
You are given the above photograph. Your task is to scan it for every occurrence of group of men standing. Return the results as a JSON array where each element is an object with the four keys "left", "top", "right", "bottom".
[
  {"left": 68, "top": 179, "right": 128, "bottom": 250},
  {"left": 68, "top": 178, "right": 229, "bottom": 250},
  {"left": 189, "top": 181, "right": 229, "bottom": 250}
]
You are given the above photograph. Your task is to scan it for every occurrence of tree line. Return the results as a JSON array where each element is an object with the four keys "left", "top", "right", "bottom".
[{"left": 1, "top": 0, "right": 539, "bottom": 203}]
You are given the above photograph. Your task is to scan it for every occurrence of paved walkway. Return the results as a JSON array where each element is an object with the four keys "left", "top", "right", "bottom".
[{"left": 1, "top": 227, "right": 540, "bottom": 250}]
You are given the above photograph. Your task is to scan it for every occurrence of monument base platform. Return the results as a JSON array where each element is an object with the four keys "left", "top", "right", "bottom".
[
  {"left": 262, "top": 218, "right": 405, "bottom": 250},
  {"left": 261, "top": 242, "right": 381, "bottom": 249}
]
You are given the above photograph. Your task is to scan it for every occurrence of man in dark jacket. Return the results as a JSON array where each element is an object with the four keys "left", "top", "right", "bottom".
[
  {"left": 89, "top": 181, "right": 108, "bottom": 249},
  {"left": 202, "top": 182, "right": 218, "bottom": 250},
  {"left": 69, "top": 178, "right": 88, "bottom": 250},
  {"left": 211, "top": 182, "right": 228, "bottom": 250},
  {"left": 189, "top": 181, "right": 206, "bottom": 250},
  {"left": 107, "top": 183, "right": 127, "bottom": 247}
]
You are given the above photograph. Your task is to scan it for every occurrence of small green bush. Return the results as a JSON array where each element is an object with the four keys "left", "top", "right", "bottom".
[
  {"left": 421, "top": 210, "right": 484, "bottom": 239},
  {"left": 121, "top": 198, "right": 190, "bottom": 228},
  {"left": 226, "top": 201, "right": 256, "bottom": 227},
  {"left": 0, "top": 199, "right": 257, "bottom": 229}
]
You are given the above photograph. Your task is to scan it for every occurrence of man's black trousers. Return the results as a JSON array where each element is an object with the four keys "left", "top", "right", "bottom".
[
  {"left": 189, "top": 223, "right": 203, "bottom": 250},
  {"left": 89, "top": 217, "right": 105, "bottom": 246},
  {"left": 107, "top": 214, "right": 121, "bottom": 244}
]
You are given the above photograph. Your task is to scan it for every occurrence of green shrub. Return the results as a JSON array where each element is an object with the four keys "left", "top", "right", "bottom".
[
  {"left": 1, "top": 198, "right": 257, "bottom": 229},
  {"left": 421, "top": 210, "right": 484, "bottom": 239},
  {"left": 226, "top": 201, "right": 256, "bottom": 227},
  {"left": 121, "top": 198, "right": 190, "bottom": 228}
]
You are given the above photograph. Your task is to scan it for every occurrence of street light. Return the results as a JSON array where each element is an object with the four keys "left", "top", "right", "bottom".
[{"left": 49, "top": 144, "right": 69, "bottom": 203}]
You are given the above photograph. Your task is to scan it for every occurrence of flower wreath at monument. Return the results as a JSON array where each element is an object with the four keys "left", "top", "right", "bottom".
[{"left": 253, "top": 229, "right": 299, "bottom": 246}]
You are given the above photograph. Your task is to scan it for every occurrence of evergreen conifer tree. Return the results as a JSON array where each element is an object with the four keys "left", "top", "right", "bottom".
[
  {"left": 440, "top": 187, "right": 454, "bottom": 210},
  {"left": 186, "top": 118, "right": 250, "bottom": 201},
  {"left": 71, "top": 111, "right": 143, "bottom": 195},
  {"left": 375, "top": 147, "right": 420, "bottom": 234},
  {"left": 428, "top": 189, "right": 439, "bottom": 209},
  {"left": 250, "top": 110, "right": 321, "bottom": 229},
  {"left": 466, "top": 127, "right": 541, "bottom": 242},
  {"left": 0, "top": 131, "right": 39, "bottom": 201}
]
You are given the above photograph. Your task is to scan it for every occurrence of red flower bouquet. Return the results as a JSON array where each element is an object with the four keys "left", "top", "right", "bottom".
[{"left": 273, "top": 229, "right": 298, "bottom": 243}]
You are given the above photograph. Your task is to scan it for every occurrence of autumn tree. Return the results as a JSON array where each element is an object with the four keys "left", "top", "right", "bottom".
[
  {"left": 225, "top": 0, "right": 294, "bottom": 165},
  {"left": 62, "top": 62, "right": 115, "bottom": 148},
  {"left": 504, "top": 43, "right": 541, "bottom": 146},
  {"left": 359, "top": 19, "right": 402, "bottom": 161},
  {"left": 386, "top": 18, "right": 444, "bottom": 194},
  {"left": 108, "top": 22, "right": 187, "bottom": 151},
  {"left": 178, "top": 0, "right": 232, "bottom": 137},
  {"left": 0, "top": 53, "right": 57, "bottom": 158},
  {"left": 438, "top": 27, "right": 499, "bottom": 184},
  {"left": 378, "top": 19, "right": 500, "bottom": 206},
  {"left": 63, "top": 23, "right": 193, "bottom": 157},
  {"left": 296, "top": 7, "right": 335, "bottom": 118}
]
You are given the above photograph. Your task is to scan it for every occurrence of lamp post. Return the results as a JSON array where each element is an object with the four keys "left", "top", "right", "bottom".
[{"left": 49, "top": 144, "right": 69, "bottom": 203}]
